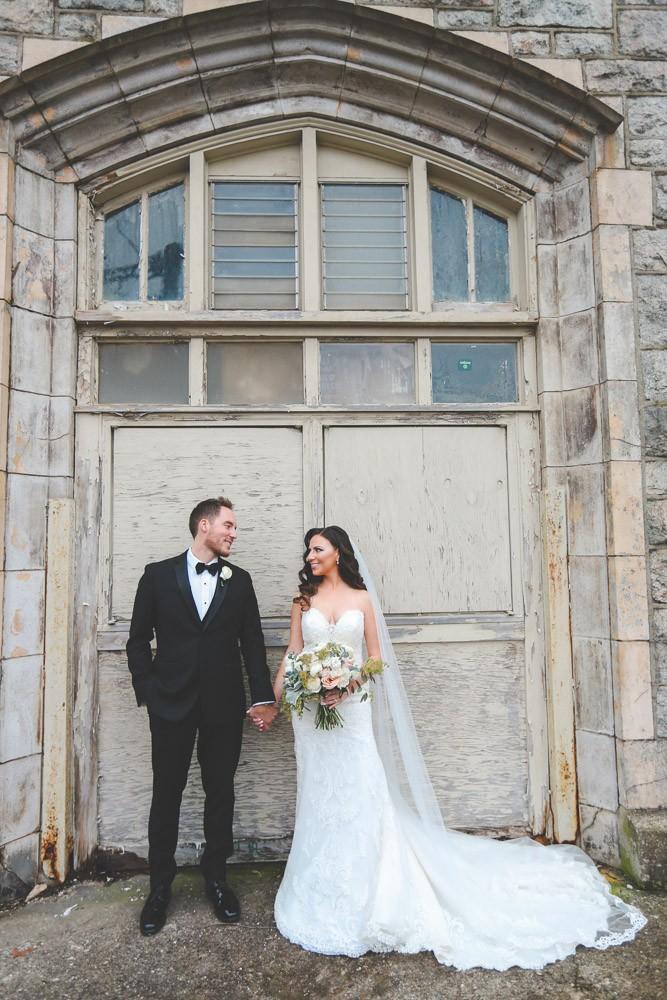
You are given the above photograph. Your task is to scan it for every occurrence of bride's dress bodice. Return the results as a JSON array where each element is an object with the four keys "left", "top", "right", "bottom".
[
  {"left": 301, "top": 606, "right": 365, "bottom": 661},
  {"left": 301, "top": 607, "right": 367, "bottom": 705}
]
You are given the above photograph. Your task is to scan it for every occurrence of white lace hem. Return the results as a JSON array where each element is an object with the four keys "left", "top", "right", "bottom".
[{"left": 275, "top": 905, "right": 648, "bottom": 972}]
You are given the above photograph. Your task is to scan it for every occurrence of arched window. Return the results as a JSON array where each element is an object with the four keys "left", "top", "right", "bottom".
[{"left": 94, "top": 126, "right": 528, "bottom": 316}]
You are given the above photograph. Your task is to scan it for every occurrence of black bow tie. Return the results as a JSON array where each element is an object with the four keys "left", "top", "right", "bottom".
[{"left": 195, "top": 560, "right": 219, "bottom": 576}]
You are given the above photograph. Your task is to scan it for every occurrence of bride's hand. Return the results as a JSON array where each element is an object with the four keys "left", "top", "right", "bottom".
[{"left": 322, "top": 690, "right": 347, "bottom": 707}]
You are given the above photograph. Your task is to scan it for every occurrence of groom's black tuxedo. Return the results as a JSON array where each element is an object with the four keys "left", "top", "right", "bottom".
[
  {"left": 126, "top": 551, "right": 274, "bottom": 888},
  {"left": 127, "top": 552, "right": 275, "bottom": 720}
]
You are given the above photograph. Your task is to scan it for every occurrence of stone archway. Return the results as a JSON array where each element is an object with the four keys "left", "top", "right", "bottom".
[
  {"left": 0, "top": 0, "right": 654, "bottom": 885},
  {"left": 3, "top": 0, "right": 618, "bottom": 186}
]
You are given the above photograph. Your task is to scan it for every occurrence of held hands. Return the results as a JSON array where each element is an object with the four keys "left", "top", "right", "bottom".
[{"left": 246, "top": 703, "right": 279, "bottom": 733}]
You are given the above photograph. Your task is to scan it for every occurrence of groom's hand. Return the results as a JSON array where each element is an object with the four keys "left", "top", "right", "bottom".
[{"left": 247, "top": 703, "right": 278, "bottom": 732}]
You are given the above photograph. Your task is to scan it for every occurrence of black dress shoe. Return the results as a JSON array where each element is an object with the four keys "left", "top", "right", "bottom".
[
  {"left": 206, "top": 880, "right": 240, "bottom": 923},
  {"left": 140, "top": 884, "right": 171, "bottom": 936}
]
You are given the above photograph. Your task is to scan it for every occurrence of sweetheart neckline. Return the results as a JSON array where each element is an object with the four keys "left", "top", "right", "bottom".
[{"left": 303, "top": 606, "right": 364, "bottom": 628}]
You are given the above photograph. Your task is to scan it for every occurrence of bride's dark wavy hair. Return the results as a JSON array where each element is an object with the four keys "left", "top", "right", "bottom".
[{"left": 295, "top": 526, "right": 366, "bottom": 607}]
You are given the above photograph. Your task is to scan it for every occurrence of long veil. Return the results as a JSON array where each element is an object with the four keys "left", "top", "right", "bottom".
[
  {"left": 352, "top": 541, "right": 445, "bottom": 831},
  {"left": 351, "top": 540, "right": 647, "bottom": 959}
]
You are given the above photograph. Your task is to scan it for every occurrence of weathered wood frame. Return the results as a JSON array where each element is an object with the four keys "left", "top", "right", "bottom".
[
  {"left": 41, "top": 499, "right": 75, "bottom": 881},
  {"left": 541, "top": 488, "right": 577, "bottom": 842}
]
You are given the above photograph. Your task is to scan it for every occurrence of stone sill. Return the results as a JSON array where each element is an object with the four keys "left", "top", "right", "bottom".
[
  {"left": 75, "top": 404, "right": 540, "bottom": 416},
  {"left": 75, "top": 309, "right": 538, "bottom": 329}
]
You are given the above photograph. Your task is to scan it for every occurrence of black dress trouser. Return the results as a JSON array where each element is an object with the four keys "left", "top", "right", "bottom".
[{"left": 147, "top": 703, "right": 243, "bottom": 889}]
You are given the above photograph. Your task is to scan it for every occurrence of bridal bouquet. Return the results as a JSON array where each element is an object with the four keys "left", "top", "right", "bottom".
[{"left": 281, "top": 640, "right": 385, "bottom": 730}]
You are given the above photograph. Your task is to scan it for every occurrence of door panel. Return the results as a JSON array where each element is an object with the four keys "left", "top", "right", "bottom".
[
  {"left": 97, "top": 649, "right": 296, "bottom": 860},
  {"left": 324, "top": 425, "right": 512, "bottom": 614},
  {"left": 400, "top": 641, "right": 527, "bottom": 828},
  {"left": 111, "top": 425, "right": 303, "bottom": 618}
]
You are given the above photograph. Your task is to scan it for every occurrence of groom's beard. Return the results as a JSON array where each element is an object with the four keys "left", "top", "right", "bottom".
[{"left": 204, "top": 539, "right": 233, "bottom": 558}]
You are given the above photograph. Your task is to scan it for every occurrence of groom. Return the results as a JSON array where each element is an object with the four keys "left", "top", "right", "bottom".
[{"left": 126, "top": 496, "right": 278, "bottom": 936}]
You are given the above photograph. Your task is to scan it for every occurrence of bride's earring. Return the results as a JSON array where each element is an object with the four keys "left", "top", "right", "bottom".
[{"left": 336, "top": 556, "right": 340, "bottom": 565}]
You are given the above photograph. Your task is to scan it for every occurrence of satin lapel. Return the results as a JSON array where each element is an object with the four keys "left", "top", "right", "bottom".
[
  {"left": 174, "top": 552, "right": 202, "bottom": 628},
  {"left": 201, "top": 563, "right": 232, "bottom": 632}
]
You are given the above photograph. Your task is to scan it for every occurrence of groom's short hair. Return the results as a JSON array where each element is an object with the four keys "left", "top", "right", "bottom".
[{"left": 189, "top": 496, "right": 234, "bottom": 538}]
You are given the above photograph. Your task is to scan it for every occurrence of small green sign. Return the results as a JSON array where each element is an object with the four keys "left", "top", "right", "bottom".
[{"left": 458, "top": 359, "right": 473, "bottom": 371}]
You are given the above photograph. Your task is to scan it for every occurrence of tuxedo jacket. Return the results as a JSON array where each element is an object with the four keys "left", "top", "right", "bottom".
[{"left": 126, "top": 551, "right": 275, "bottom": 722}]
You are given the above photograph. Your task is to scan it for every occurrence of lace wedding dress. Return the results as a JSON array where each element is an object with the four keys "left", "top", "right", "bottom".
[{"left": 273, "top": 607, "right": 646, "bottom": 971}]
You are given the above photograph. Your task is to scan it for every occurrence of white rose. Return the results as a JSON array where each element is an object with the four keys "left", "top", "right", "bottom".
[
  {"left": 305, "top": 675, "right": 322, "bottom": 693},
  {"left": 309, "top": 663, "right": 320, "bottom": 677},
  {"left": 338, "top": 667, "right": 351, "bottom": 688},
  {"left": 220, "top": 566, "right": 233, "bottom": 581}
]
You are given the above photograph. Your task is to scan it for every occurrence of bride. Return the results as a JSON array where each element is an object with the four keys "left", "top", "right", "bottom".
[{"left": 267, "top": 525, "right": 646, "bottom": 971}]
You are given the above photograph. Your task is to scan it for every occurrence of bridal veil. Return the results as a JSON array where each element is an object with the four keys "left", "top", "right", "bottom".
[{"left": 352, "top": 541, "right": 647, "bottom": 968}]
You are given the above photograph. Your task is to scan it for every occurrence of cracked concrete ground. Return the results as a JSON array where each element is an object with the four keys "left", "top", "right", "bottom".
[{"left": 0, "top": 864, "right": 664, "bottom": 1000}]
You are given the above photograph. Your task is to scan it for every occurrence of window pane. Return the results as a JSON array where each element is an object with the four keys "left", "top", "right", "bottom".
[
  {"left": 99, "top": 343, "right": 189, "bottom": 403},
  {"left": 325, "top": 214, "right": 404, "bottom": 232},
  {"left": 320, "top": 342, "right": 415, "bottom": 404},
  {"left": 103, "top": 200, "right": 140, "bottom": 301},
  {"left": 214, "top": 246, "right": 295, "bottom": 261},
  {"left": 431, "top": 343, "right": 517, "bottom": 403},
  {"left": 325, "top": 185, "right": 399, "bottom": 200},
  {"left": 213, "top": 181, "right": 294, "bottom": 201},
  {"left": 324, "top": 294, "right": 408, "bottom": 310},
  {"left": 322, "top": 184, "right": 408, "bottom": 310},
  {"left": 325, "top": 230, "right": 405, "bottom": 249},
  {"left": 148, "top": 183, "right": 184, "bottom": 301},
  {"left": 430, "top": 187, "right": 468, "bottom": 302},
  {"left": 207, "top": 343, "right": 303, "bottom": 404},
  {"left": 326, "top": 262, "right": 406, "bottom": 279},
  {"left": 211, "top": 182, "right": 297, "bottom": 309},
  {"left": 325, "top": 198, "right": 405, "bottom": 218},
  {"left": 474, "top": 206, "right": 510, "bottom": 302}
]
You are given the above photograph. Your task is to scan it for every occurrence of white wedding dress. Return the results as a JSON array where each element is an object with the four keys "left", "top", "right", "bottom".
[{"left": 273, "top": 607, "right": 647, "bottom": 971}]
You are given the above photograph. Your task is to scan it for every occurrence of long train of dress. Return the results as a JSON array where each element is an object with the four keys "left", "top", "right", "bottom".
[{"left": 273, "top": 608, "right": 646, "bottom": 971}]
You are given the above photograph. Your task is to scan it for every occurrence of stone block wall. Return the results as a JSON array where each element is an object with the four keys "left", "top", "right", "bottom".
[
  {"left": 0, "top": 122, "right": 76, "bottom": 895},
  {"left": 0, "top": 0, "right": 665, "bottom": 889}
]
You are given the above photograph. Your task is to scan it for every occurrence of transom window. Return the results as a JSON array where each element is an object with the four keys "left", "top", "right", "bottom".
[
  {"left": 94, "top": 128, "right": 525, "bottom": 314},
  {"left": 94, "top": 337, "right": 522, "bottom": 407}
]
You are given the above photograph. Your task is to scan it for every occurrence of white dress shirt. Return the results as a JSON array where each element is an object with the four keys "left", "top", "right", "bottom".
[
  {"left": 186, "top": 548, "right": 273, "bottom": 708},
  {"left": 186, "top": 547, "right": 219, "bottom": 619}
]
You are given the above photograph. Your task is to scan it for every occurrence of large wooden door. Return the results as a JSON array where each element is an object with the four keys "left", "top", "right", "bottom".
[{"left": 93, "top": 412, "right": 547, "bottom": 863}]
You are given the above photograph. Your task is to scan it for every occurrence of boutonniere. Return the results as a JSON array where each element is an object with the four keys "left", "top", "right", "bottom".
[{"left": 220, "top": 565, "right": 233, "bottom": 587}]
